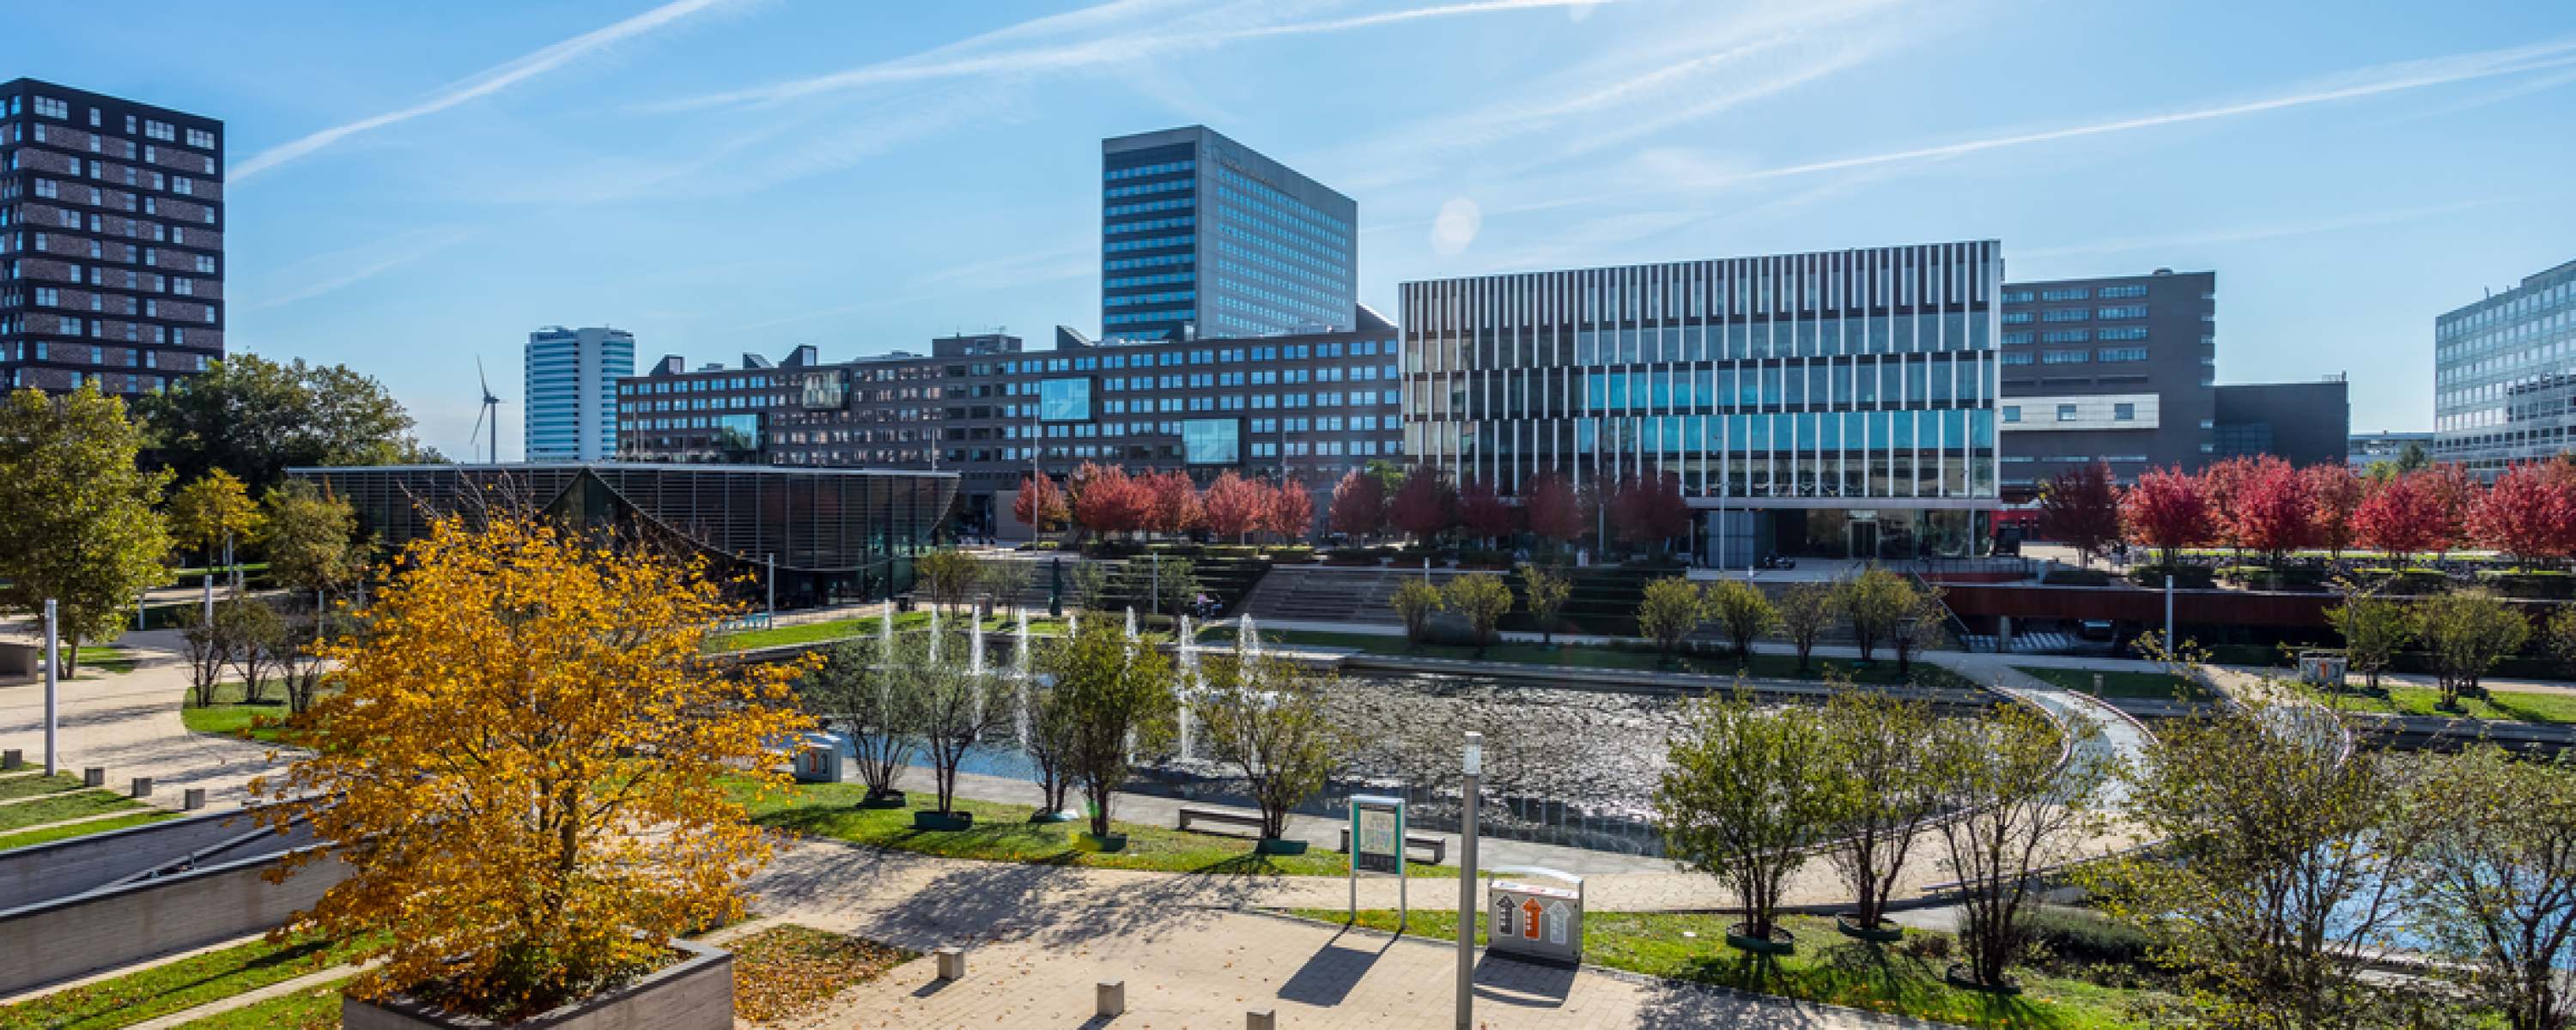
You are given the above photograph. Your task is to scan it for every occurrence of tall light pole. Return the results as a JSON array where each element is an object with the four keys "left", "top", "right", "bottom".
[
  {"left": 1455, "top": 730, "right": 1482, "bottom": 1030},
  {"left": 43, "top": 600, "right": 58, "bottom": 776}
]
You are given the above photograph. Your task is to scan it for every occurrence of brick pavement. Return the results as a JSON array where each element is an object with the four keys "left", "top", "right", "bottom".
[{"left": 0, "top": 629, "right": 281, "bottom": 811}]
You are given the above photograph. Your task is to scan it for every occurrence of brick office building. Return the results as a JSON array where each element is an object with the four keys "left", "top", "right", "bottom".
[{"left": 0, "top": 78, "right": 223, "bottom": 394}]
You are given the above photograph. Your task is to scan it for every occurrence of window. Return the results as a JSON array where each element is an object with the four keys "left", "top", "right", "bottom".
[
  {"left": 143, "top": 119, "right": 175, "bottom": 142},
  {"left": 2041, "top": 350, "right": 2089, "bottom": 364},
  {"left": 185, "top": 128, "right": 216, "bottom": 148},
  {"left": 2099, "top": 348, "right": 2148, "bottom": 362},
  {"left": 2041, "top": 330, "right": 2090, "bottom": 343},
  {"left": 32, "top": 96, "right": 66, "bottom": 119},
  {"left": 2041, "top": 309, "right": 2089, "bottom": 322},
  {"left": 2114, "top": 403, "right": 2136, "bottom": 421},
  {"left": 2041, "top": 288, "right": 2089, "bottom": 301},
  {"left": 2057, "top": 404, "right": 2078, "bottom": 421},
  {"left": 2098, "top": 327, "right": 2147, "bottom": 341},
  {"left": 2002, "top": 312, "right": 2032, "bottom": 324},
  {"left": 2002, "top": 406, "right": 2021, "bottom": 423},
  {"left": 2099, "top": 285, "right": 2148, "bottom": 299},
  {"left": 2001, "top": 291, "right": 2035, "bottom": 303},
  {"left": 2001, "top": 352, "right": 2034, "bottom": 366},
  {"left": 2002, "top": 332, "right": 2033, "bottom": 345},
  {"left": 2098, "top": 306, "right": 2148, "bottom": 319}
]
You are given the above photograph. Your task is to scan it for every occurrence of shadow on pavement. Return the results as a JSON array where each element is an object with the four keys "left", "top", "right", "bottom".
[
  {"left": 1471, "top": 953, "right": 1573, "bottom": 1008},
  {"left": 1273, "top": 924, "right": 1394, "bottom": 1008}
]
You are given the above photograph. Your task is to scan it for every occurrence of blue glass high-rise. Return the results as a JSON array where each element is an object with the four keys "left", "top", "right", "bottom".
[{"left": 1101, "top": 126, "right": 1358, "bottom": 343}]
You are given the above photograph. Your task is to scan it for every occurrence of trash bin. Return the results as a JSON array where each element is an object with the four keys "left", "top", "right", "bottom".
[
  {"left": 1485, "top": 866, "right": 1585, "bottom": 966},
  {"left": 793, "top": 733, "right": 845, "bottom": 784},
  {"left": 896, "top": 594, "right": 916, "bottom": 613}
]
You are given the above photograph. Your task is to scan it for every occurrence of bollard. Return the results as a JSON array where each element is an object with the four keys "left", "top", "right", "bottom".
[
  {"left": 1097, "top": 980, "right": 1125, "bottom": 1016},
  {"left": 184, "top": 788, "right": 206, "bottom": 811},
  {"left": 1248, "top": 1008, "right": 1277, "bottom": 1030},
  {"left": 131, "top": 777, "right": 151, "bottom": 798},
  {"left": 2, "top": 748, "right": 19, "bottom": 770},
  {"left": 82, "top": 767, "right": 104, "bottom": 788},
  {"left": 934, "top": 947, "right": 965, "bottom": 980},
  {"left": 2093, "top": 673, "right": 2104, "bottom": 696}
]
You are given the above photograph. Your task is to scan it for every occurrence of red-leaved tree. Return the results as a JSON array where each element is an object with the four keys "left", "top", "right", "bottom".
[
  {"left": 2421, "top": 463, "right": 2482, "bottom": 559},
  {"left": 1012, "top": 475, "right": 1069, "bottom": 541},
  {"left": 2036, "top": 461, "right": 2121, "bottom": 566},
  {"left": 2354, "top": 472, "right": 2447, "bottom": 567},
  {"left": 1265, "top": 476, "right": 1315, "bottom": 548},
  {"left": 1143, "top": 470, "right": 1204, "bottom": 536},
  {"left": 2199, "top": 455, "right": 2262, "bottom": 562},
  {"left": 2232, "top": 457, "right": 2315, "bottom": 567},
  {"left": 1329, "top": 470, "right": 1386, "bottom": 542},
  {"left": 1610, "top": 470, "right": 1692, "bottom": 554},
  {"left": 1388, "top": 463, "right": 1456, "bottom": 544},
  {"left": 2304, "top": 464, "right": 2366, "bottom": 560},
  {"left": 1200, "top": 470, "right": 1263, "bottom": 543},
  {"left": 1070, "top": 464, "right": 1147, "bottom": 537},
  {"left": 2470, "top": 463, "right": 2575, "bottom": 568},
  {"left": 1458, "top": 476, "right": 1515, "bottom": 546},
  {"left": 1523, "top": 470, "right": 1582, "bottom": 549},
  {"left": 2121, "top": 466, "right": 2215, "bottom": 566}
]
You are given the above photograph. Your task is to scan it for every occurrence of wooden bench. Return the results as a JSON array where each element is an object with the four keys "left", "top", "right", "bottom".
[
  {"left": 1337, "top": 827, "right": 1447, "bottom": 865},
  {"left": 1176, "top": 807, "right": 1267, "bottom": 838}
]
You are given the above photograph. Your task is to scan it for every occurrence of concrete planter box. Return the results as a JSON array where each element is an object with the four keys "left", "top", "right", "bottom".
[
  {"left": 912, "top": 811, "right": 974, "bottom": 832},
  {"left": 343, "top": 938, "right": 732, "bottom": 1030}
]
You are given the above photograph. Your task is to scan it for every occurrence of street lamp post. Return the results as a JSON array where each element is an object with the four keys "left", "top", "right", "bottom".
[{"left": 1455, "top": 730, "right": 1482, "bottom": 1029}]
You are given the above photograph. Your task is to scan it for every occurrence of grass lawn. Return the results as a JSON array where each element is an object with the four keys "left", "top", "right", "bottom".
[
  {"left": 2010, "top": 667, "right": 2216, "bottom": 702},
  {"left": 727, "top": 924, "right": 916, "bottom": 1024},
  {"left": 2306, "top": 682, "right": 2576, "bottom": 725},
  {"left": 173, "top": 975, "right": 350, "bottom": 1029},
  {"left": 0, "top": 790, "right": 145, "bottom": 834},
  {"left": 179, "top": 681, "right": 298, "bottom": 745},
  {"left": 736, "top": 781, "right": 1450, "bottom": 879},
  {"left": 0, "top": 771, "right": 86, "bottom": 802},
  {"left": 0, "top": 811, "right": 179, "bottom": 852},
  {"left": 1285, "top": 909, "right": 2170, "bottom": 1029},
  {"left": 0, "top": 932, "right": 371, "bottom": 1030},
  {"left": 73, "top": 647, "right": 135, "bottom": 676},
  {"left": 1217, "top": 628, "right": 1979, "bottom": 690},
  {"left": 717, "top": 611, "right": 1072, "bottom": 651}
]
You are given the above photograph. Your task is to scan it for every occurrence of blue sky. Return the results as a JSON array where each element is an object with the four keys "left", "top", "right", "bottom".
[{"left": 19, "top": 0, "right": 2576, "bottom": 457}]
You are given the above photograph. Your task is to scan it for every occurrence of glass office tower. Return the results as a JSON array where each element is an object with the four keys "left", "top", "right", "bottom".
[
  {"left": 2434, "top": 258, "right": 2576, "bottom": 477},
  {"left": 1400, "top": 241, "right": 2002, "bottom": 561},
  {"left": 526, "top": 326, "right": 637, "bottom": 462},
  {"left": 1101, "top": 126, "right": 1358, "bottom": 342}
]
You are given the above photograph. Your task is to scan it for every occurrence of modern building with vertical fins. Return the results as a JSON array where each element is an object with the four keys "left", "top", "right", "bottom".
[
  {"left": 1400, "top": 241, "right": 2003, "bottom": 563},
  {"left": 1101, "top": 126, "right": 1357, "bottom": 343},
  {"left": 2434, "top": 258, "right": 2576, "bottom": 477},
  {"left": 526, "top": 326, "right": 635, "bottom": 462},
  {"left": 0, "top": 78, "right": 224, "bottom": 395}
]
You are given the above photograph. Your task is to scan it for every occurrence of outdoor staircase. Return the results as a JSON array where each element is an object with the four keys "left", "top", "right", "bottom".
[{"left": 1240, "top": 566, "right": 1419, "bottom": 626}]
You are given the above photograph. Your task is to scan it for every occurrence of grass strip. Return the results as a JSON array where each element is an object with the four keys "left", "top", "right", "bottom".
[
  {"left": 0, "top": 772, "right": 86, "bottom": 802},
  {"left": 1285, "top": 909, "right": 2171, "bottom": 1029},
  {"left": 2306, "top": 683, "right": 2576, "bottom": 725},
  {"left": 736, "top": 781, "right": 1449, "bottom": 878},
  {"left": 171, "top": 974, "right": 350, "bottom": 1029},
  {"left": 0, "top": 791, "right": 143, "bottom": 834},
  {"left": 2009, "top": 667, "right": 2216, "bottom": 702},
  {"left": 0, "top": 933, "right": 371, "bottom": 1030},
  {"left": 728, "top": 925, "right": 915, "bottom": 1025},
  {"left": 0, "top": 811, "right": 178, "bottom": 852},
  {"left": 717, "top": 612, "right": 1070, "bottom": 652}
]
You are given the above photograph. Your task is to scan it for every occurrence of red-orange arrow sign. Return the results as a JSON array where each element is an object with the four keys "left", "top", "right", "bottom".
[{"left": 1521, "top": 898, "right": 1544, "bottom": 940}]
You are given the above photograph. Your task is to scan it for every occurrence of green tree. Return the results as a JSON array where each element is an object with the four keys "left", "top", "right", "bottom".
[
  {"left": 2325, "top": 593, "right": 2413, "bottom": 692},
  {"left": 1515, "top": 562, "right": 1571, "bottom": 645},
  {"left": 1441, "top": 573, "right": 1514, "bottom": 648},
  {"left": 1935, "top": 699, "right": 2104, "bottom": 991},
  {"left": 134, "top": 354, "right": 441, "bottom": 495},
  {"left": 2415, "top": 745, "right": 2576, "bottom": 1030},
  {"left": 1389, "top": 578, "right": 1443, "bottom": 643},
  {"left": 167, "top": 467, "right": 260, "bottom": 574},
  {"left": 1705, "top": 579, "right": 1777, "bottom": 662},
  {"left": 799, "top": 636, "right": 919, "bottom": 804},
  {"left": 1816, "top": 685, "right": 1947, "bottom": 933},
  {"left": 975, "top": 556, "right": 1032, "bottom": 614},
  {"left": 1838, "top": 566, "right": 1918, "bottom": 664},
  {"left": 1776, "top": 582, "right": 1838, "bottom": 674},
  {"left": 915, "top": 549, "right": 981, "bottom": 614},
  {"left": 1193, "top": 645, "right": 1343, "bottom": 840},
  {"left": 2416, "top": 590, "right": 2532, "bottom": 708},
  {"left": 1112, "top": 554, "right": 1200, "bottom": 616},
  {"left": 1019, "top": 675, "right": 1082, "bottom": 818},
  {"left": 910, "top": 627, "right": 1012, "bottom": 817},
  {"left": 0, "top": 386, "right": 174, "bottom": 676},
  {"left": 259, "top": 481, "right": 370, "bottom": 601},
  {"left": 219, "top": 596, "right": 288, "bottom": 704},
  {"left": 1048, "top": 616, "right": 1176, "bottom": 839},
  {"left": 2083, "top": 698, "right": 2428, "bottom": 1030},
  {"left": 1654, "top": 688, "right": 1839, "bottom": 944},
  {"left": 1634, "top": 577, "right": 1705, "bottom": 658},
  {"left": 2543, "top": 605, "right": 2576, "bottom": 682}
]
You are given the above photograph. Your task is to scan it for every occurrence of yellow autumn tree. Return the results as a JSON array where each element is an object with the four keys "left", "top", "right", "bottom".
[{"left": 252, "top": 507, "right": 814, "bottom": 1021}]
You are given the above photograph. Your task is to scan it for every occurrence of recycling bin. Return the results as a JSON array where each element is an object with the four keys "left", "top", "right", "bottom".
[
  {"left": 793, "top": 733, "right": 845, "bottom": 784},
  {"left": 1485, "top": 866, "right": 1585, "bottom": 966},
  {"left": 2298, "top": 651, "right": 2348, "bottom": 688}
]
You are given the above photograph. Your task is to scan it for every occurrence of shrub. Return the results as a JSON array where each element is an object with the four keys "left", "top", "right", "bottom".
[
  {"left": 1267, "top": 546, "right": 1315, "bottom": 563},
  {"left": 1204, "top": 545, "right": 1257, "bottom": 559},
  {"left": 2019, "top": 906, "right": 2155, "bottom": 966},
  {"left": 1146, "top": 543, "right": 1205, "bottom": 558},
  {"left": 1326, "top": 548, "right": 1379, "bottom": 561},
  {"left": 1458, "top": 548, "right": 1511, "bottom": 566},
  {"left": 2477, "top": 571, "right": 2576, "bottom": 600},
  {"left": 2130, "top": 565, "right": 2215, "bottom": 590},
  {"left": 2043, "top": 568, "right": 2113, "bottom": 586},
  {"left": 1084, "top": 540, "right": 1146, "bottom": 558}
]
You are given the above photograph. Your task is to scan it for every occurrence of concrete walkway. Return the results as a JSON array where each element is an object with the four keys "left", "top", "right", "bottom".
[{"left": 0, "top": 628, "right": 283, "bottom": 812}]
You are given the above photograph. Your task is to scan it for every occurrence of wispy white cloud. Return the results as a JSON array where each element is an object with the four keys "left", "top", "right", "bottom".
[
  {"left": 653, "top": 0, "right": 1628, "bottom": 112},
  {"left": 2009, "top": 199, "right": 2518, "bottom": 261},
  {"left": 234, "top": 0, "right": 759, "bottom": 181},
  {"left": 244, "top": 227, "right": 475, "bottom": 310},
  {"left": 1704, "top": 35, "right": 2576, "bottom": 188}
]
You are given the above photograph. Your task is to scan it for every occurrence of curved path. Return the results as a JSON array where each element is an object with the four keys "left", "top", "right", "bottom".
[{"left": 0, "top": 628, "right": 283, "bottom": 811}]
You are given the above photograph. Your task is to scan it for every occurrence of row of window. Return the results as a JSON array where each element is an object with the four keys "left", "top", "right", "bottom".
[
  {"left": 10, "top": 124, "right": 217, "bottom": 175},
  {"left": 1104, "top": 179, "right": 1192, "bottom": 199},
  {"left": 1104, "top": 253, "right": 1191, "bottom": 272},
  {"left": 2002, "top": 403, "right": 2137, "bottom": 423},
  {"left": 1105, "top": 159, "right": 1194, "bottom": 182},
  {"left": 2003, "top": 306, "right": 2150, "bottom": 324},
  {"left": 1105, "top": 233, "right": 1192, "bottom": 254},
  {"left": 1104, "top": 196, "right": 1194, "bottom": 218},
  {"left": 1104, "top": 215, "right": 1194, "bottom": 235},
  {"left": 1018, "top": 341, "right": 1387, "bottom": 372},
  {"left": 15, "top": 95, "right": 217, "bottom": 150},
  {"left": 1214, "top": 165, "right": 1352, "bottom": 233}
]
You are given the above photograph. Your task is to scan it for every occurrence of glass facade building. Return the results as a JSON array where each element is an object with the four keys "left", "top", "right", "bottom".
[
  {"left": 1401, "top": 242, "right": 2003, "bottom": 560},
  {"left": 525, "top": 326, "right": 635, "bottom": 462},
  {"left": 292, "top": 463, "right": 957, "bottom": 608},
  {"left": 1101, "top": 126, "right": 1358, "bottom": 342},
  {"left": 2434, "top": 258, "right": 2576, "bottom": 476}
]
